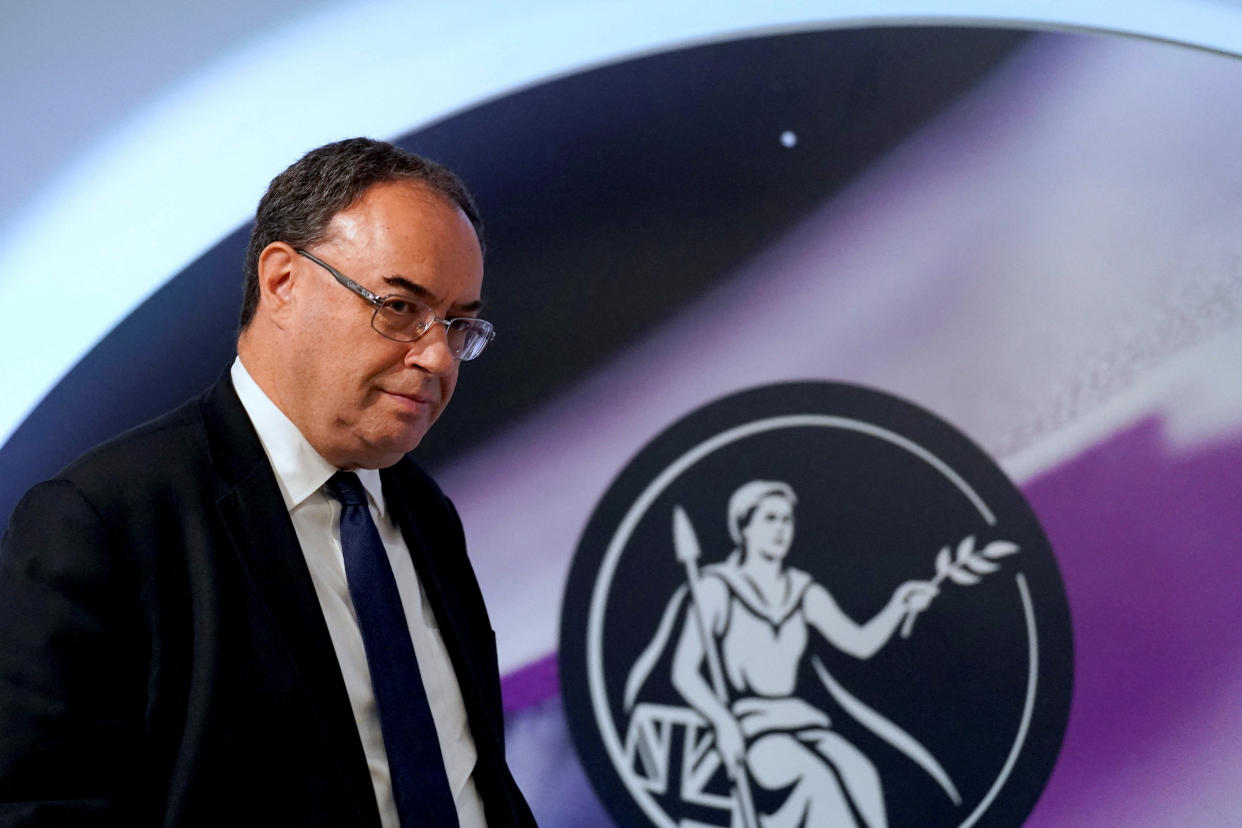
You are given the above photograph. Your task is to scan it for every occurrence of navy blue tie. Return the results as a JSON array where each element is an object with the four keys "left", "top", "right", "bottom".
[{"left": 326, "top": 471, "right": 460, "bottom": 828}]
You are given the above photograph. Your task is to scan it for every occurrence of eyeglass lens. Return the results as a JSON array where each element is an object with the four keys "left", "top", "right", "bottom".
[{"left": 373, "top": 298, "right": 492, "bottom": 359}]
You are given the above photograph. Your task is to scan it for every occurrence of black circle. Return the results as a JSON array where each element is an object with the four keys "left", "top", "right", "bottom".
[{"left": 560, "top": 381, "right": 1072, "bottom": 827}]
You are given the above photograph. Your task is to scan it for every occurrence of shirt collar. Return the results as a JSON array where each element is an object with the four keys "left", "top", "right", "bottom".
[{"left": 230, "top": 357, "right": 387, "bottom": 517}]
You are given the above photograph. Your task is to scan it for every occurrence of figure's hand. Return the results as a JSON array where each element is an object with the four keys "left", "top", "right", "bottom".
[
  {"left": 711, "top": 715, "right": 747, "bottom": 778},
  {"left": 896, "top": 580, "right": 939, "bottom": 638},
  {"left": 896, "top": 580, "right": 938, "bottom": 613}
]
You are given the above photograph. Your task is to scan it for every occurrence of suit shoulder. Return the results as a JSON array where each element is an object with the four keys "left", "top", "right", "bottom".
[
  {"left": 383, "top": 456, "right": 467, "bottom": 546},
  {"left": 53, "top": 390, "right": 213, "bottom": 501},
  {"left": 387, "top": 455, "right": 452, "bottom": 507},
  {"left": 392, "top": 452, "right": 436, "bottom": 484}
]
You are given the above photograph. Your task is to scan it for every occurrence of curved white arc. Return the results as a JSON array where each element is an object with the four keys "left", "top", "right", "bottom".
[
  {"left": 587, "top": 413, "right": 997, "bottom": 826},
  {"left": 812, "top": 656, "right": 962, "bottom": 805},
  {"left": 959, "top": 573, "right": 1040, "bottom": 828},
  {"left": 4, "top": 0, "right": 1242, "bottom": 446}
]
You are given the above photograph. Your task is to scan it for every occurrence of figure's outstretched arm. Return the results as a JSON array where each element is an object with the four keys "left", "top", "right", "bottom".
[{"left": 804, "top": 580, "right": 937, "bottom": 659}]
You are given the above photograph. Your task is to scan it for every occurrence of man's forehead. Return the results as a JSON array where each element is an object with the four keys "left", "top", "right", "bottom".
[
  {"left": 326, "top": 183, "right": 480, "bottom": 265},
  {"left": 319, "top": 180, "right": 484, "bottom": 304},
  {"left": 333, "top": 179, "right": 471, "bottom": 230}
]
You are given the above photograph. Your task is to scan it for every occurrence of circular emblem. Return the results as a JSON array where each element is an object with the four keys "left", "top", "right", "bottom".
[{"left": 560, "top": 382, "right": 1072, "bottom": 827}]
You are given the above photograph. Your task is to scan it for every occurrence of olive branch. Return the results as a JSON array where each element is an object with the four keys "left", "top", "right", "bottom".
[{"left": 900, "top": 535, "right": 1020, "bottom": 638}]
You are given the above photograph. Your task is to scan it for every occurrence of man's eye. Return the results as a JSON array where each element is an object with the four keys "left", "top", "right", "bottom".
[{"left": 385, "top": 299, "right": 415, "bottom": 315}]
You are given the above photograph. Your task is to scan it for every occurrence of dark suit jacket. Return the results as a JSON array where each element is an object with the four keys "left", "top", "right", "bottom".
[{"left": 0, "top": 372, "right": 535, "bottom": 826}]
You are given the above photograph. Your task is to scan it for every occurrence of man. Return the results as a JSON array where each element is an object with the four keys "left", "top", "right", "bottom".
[{"left": 0, "top": 138, "right": 536, "bottom": 826}]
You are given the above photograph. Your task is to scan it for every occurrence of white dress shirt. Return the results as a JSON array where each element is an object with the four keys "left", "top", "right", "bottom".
[{"left": 231, "top": 358, "right": 486, "bottom": 827}]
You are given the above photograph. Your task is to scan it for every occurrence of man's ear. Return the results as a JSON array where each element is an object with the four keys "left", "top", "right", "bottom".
[{"left": 255, "top": 242, "right": 299, "bottom": 326}]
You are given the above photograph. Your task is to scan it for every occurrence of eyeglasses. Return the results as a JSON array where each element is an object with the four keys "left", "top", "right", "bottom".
[{"left": 295, "top": 248, "right": 494, "bottom": 361}]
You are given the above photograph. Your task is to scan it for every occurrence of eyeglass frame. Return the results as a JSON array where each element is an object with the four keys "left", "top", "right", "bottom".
[{"left": 293, "top": 247, "right": 495, "bottom": 360}]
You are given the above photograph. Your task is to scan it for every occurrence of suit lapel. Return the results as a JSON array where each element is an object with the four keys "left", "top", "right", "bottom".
[
  {"left": 382, "top": 463, "right": 504, "bottom": 754},
  {"left": 201, "top": 373, "right": 381, "bottom": 828},
  {"left": 381, "top": 461, "right": 541, "bottom": 825}
]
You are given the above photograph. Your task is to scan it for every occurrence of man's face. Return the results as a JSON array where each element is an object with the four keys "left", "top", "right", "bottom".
[{"left": 281, "top": 180, "right": 484, "bottom": 469}]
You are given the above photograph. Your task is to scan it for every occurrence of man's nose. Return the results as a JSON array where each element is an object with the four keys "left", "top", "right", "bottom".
[{"left": 405, "top": 322, "right": 456, "bottom": 374}]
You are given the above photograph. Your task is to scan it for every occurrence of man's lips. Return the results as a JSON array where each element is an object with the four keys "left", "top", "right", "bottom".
[{"left": 382, "top": 390, "right": 438, "bottom": 412}]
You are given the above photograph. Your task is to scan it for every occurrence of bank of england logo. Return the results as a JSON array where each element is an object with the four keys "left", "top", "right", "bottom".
[{"left": 560, "top": 382, "right": 1072, "bottom": 827}]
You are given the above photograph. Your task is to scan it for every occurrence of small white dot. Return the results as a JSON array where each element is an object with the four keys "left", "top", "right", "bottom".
[{"left": 780, "top": 130, "right": 797, "bottom": 148}]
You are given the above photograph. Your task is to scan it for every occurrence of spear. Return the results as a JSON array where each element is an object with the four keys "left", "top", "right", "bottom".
[{"left": 673, "top": 505, "right": 760, "bottom": 828}]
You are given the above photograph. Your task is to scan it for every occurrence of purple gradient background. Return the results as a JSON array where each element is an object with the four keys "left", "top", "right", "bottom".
[
  {"left": 472, "top": 31, "right": 1242, "bottom": 827},
  {"left": 500, "top": 420, "right": 1242, "bottom": 826},
  {"left": 1024, "top": 421, "right": 1242, "bottom": 826},
  {"left": 0, "top": 8, "right": 1238, "bottom": 825}
]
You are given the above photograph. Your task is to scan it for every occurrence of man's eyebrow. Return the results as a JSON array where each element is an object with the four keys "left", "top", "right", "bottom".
[{"left": 381, "top": 275, "right": 485, "bottom": 314}]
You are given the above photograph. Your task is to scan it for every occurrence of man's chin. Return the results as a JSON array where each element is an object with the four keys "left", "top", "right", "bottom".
[
  {"left": 365, "top": 440, "right": 424, "bottom": 469},
  {"left": 331, "top": 429, "right": 427, "bottom": 470}
]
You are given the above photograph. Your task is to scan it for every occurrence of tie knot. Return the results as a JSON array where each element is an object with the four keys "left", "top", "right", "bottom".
[{"left": 326, "top": 471, "right": 369, "bottom": 507}]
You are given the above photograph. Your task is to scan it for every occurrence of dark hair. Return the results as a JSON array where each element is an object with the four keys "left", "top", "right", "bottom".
[{"left": 238, "top": 137, "right": 482, "bottom": 331}]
